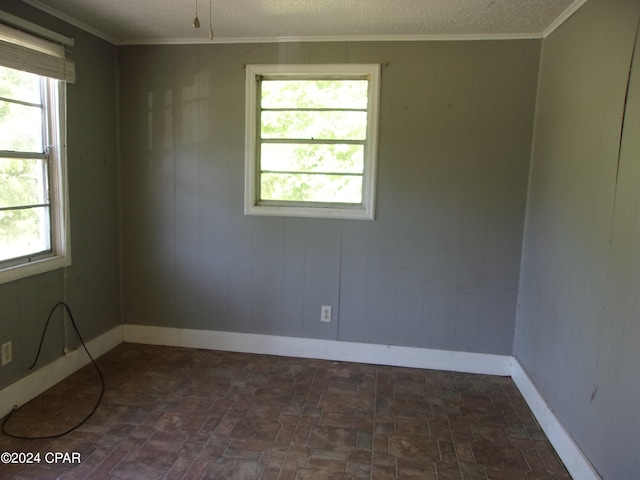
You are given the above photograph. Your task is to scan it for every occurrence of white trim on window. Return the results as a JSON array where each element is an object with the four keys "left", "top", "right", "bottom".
[
  {"left": 0, "top": 79, "right": 70, "bottom": 285},
  {"left": 244, "top": 63, "right": 380, "bottom": 221}
]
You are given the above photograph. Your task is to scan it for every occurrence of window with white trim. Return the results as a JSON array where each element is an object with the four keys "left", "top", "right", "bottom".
[
  {"left": 0, "top": 22, "right": 74, "bottom": 284},
  {"left": 245, "top": 64, "right": 380, "bottom": 220}
]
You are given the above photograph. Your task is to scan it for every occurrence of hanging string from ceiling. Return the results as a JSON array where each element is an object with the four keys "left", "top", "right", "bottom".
[
  {"left": 193, "top": 0, "right": 200, "bottom": 28},
  {"left": 208, "top": 0, "right": 214, "bottom": 40},
  {"left": 193, "top": 0, "right": 214, "bottom": 40}
]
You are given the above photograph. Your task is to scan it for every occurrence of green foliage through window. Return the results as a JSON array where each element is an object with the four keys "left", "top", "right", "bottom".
[
  {"left": 0, "top": 66, "right": 51, "bottom": 262},
  {"left": 258, "top": 78, "right": 369, "bottom": 205}
]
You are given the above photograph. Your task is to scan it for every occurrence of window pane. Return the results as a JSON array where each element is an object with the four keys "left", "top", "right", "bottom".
[
  {"left": 0, "top": 100, "right": 44, "bottom": 152},
  {"left": 262, "top": 80, "right": 368, "bottom": 109},
  {"left": 261, "top": 173, "right": 363, "bottom": 203},
  {"left": 0, "top": 206, "right": 51, "bottom": 261},
  {"left": 0, "top": 157, "right": 49, "bottom": 209},
  {"left": 261, "top": 110, "right": 367, "bottom": 140},
  {"left": 0, "top": 66, "right": 41, "bottom": 104},
  {"left": 261, "top": 143, "right": 364, "bottom": 174}
]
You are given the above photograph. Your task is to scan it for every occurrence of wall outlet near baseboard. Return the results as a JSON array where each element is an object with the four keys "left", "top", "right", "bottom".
[
  {"left": 321, "top": 306, "right": 332, "bottom": 323},
  {"left": 1, "top": 341, "right": 12, "bottom": 366}
]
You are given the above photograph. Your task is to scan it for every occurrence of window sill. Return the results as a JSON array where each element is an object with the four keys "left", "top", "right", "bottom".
[
  {"left": 0, "top": 254, "right": 71, "bottom": 285},
  {"left": 244, "top": 203, "right": 375, "bottom": 221}
]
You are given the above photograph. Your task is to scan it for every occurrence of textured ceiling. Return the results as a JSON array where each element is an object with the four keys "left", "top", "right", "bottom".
[{"left": 23, "top": 0, "right": 584, "bottom": 45}]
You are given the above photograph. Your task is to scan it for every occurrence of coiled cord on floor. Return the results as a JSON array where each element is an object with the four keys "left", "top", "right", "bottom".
[{"left": 1, "top": 301, "right": 105, "bottom": 439}]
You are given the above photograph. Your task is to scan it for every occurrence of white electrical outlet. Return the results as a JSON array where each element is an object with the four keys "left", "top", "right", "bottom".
[
  {"left": 1, "top": 341, "right": 12, "bottom": 366},
  {"left": 321, "top": 306, "right": 332, "bottom": 323}
]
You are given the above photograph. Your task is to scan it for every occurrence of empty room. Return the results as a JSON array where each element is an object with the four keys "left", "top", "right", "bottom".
[{"left": 0, "top": 0, "right": 638, "bottom": 478}]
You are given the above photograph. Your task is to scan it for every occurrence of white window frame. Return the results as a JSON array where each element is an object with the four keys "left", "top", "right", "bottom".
[
  {"left": 244, "top": 63, "right": 380, "bottom": 221},
  {"left": 0, "top": 69, "right": 71, "bottom": 285}
]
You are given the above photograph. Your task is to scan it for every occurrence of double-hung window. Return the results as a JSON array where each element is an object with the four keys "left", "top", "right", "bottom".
[
  {"left": 245, "top": 64, "right": 380, "bottom": 220},
  {"left": 0, "top": 22, "right": 74, "bottom": 284}
]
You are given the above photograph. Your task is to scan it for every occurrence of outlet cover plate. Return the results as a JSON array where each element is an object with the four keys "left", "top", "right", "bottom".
[
  {"left": 1, "top": 341, "right": 12, "bottom": 366},
  {"left": 321, "top": 306, "right": 332, "bottom": 323}
]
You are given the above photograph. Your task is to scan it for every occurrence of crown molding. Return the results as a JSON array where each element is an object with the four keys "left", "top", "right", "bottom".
[
  {"left": 21, "top": 0, "right": 118, "bottom": 45},
  {"left": 22, "top": 0, "right": 586, "bottom": 46},
  {"left": 119, "top": 32, "right": 542, "bottom": 46},
  {"left": 542, "top": 0, "right": 589, "bottom": 38}
]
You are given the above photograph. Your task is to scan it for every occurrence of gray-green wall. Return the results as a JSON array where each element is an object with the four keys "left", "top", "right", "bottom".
[
  {"left": 3, "top": 0, "right": 638, "bottom": 476},
  {"left": 119, "top": 40, "right": 539, "bottom": 355},
  {"left": 0, "top": 0, "right": 120, "bottom": 389},
  {"left": 515, "top": 0, "right": 640, "bottom": 477}
]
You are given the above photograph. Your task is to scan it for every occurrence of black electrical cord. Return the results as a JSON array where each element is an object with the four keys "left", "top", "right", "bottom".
[{"left": 1, "top": 301, "right": 105, "bottom": 439}]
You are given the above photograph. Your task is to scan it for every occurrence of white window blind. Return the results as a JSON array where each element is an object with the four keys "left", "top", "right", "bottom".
[{"left": 0, "top": 23, "right": 75, "bottom": 83}]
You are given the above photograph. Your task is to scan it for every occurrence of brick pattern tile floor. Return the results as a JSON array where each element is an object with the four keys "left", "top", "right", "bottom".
[{"left": 0, "top": 343, "right": 572, "bottom": 479}]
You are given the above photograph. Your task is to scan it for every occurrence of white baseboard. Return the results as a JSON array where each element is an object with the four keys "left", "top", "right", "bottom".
[
  {"left": 0, "top": 325, "right": 123, "bottom": 419},
  {"left": 512, "top": 359, "right": 601, "bottom": 480},
  {"left": 125, "top": 324, "right": 600, "bottom": 479},
  {"left": 122, "top": 324, "right": 513, "bottom": 376},
  {"left": 0, "top": 322, "right": 597, "bottom": 480}
]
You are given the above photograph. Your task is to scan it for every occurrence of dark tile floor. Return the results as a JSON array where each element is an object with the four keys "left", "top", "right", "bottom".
[{"left": 0, "top": 343, "right": 571, "bottom": 479}]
